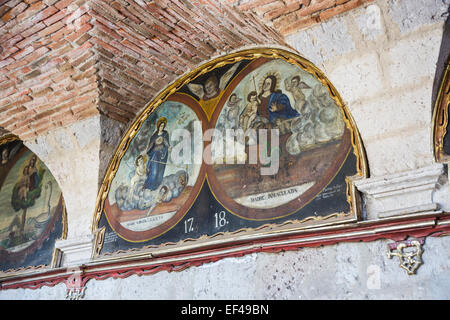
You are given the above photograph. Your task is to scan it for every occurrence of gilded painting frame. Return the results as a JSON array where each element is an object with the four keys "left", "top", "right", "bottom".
[
  {"left": 433, "top": 57, "right": 450, "bottom": 162},
  {"left": 91, "top": 47, "right": 369, "bottom": 262}
]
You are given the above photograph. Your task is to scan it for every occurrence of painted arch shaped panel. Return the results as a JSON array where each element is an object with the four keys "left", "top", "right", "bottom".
[
  {"left": 0, "top": 135, "right": 67, "bottom": 273},
  {"left": 93, "top": 48, "right": 368, "bottom": 258}
]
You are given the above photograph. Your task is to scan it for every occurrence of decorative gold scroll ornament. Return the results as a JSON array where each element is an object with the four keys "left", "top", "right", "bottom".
[
  {"left": 387, "top": 239, "right": 424, "bottom": 275},
  {"left": 91, "top": 47, "right": 369, "bottom": 258},
  {"left": 0, "top": 134, "right": 18, "bottom": 145},
  {"left": 432, "top": 58, "right": 450, "bottom": 162}
]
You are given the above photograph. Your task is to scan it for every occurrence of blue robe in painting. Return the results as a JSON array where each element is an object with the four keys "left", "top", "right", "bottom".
[
  {"left": 267, "top": 91, "right": 299, "bottom": 123},
  {"left": 144, "top": 130, "right": 170, "bottom": 191}
]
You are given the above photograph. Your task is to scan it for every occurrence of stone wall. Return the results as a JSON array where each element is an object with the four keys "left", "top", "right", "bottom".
[
  {"left": 287, "top": 0, "right": 449, "bottom": 177},
  {"left": 0, "top": 0, "right": 450, "bottom": 299},
  {"left": 0, "top": 236, "right": 449, "bottom": 299}
]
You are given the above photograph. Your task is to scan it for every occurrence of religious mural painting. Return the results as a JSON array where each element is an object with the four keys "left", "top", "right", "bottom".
[
  {"left": 208, "top": 59, "right": 351, "bottom": 220},
  {"left": 104, "top": 97, "right": 207, "bottom": 241},
  {"left": 94, "top": 48, "right": 367, "bottom": 258},
  {"left": 0, "top": 135, "right": 66, "bottom": 272}
]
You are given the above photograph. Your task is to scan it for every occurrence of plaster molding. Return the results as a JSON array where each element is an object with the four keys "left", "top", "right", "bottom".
[
  {"left": 55, "top": 235, "right": 95, "bottom": 267},
  {"left": 354, "top": 164, "right": 445, "bottom": 219}
]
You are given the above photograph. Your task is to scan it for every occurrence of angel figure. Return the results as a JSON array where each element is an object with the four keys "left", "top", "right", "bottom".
[
  {"left": 240, "top": 91, "right": 259, "bottom": 132},
  {"left": 225, "top": 93, "right": 242, "bottom": 130},
  {"left": 145, "top": 185, "right": 169, "bottom": 217},
  {"left": 0, "top": 142, "right": 21, "bottom": 166},
  {"left": 187, "top": 62, "right": 241, "bottom": 119},
  {"left": 129, "top": 154, "right": 146, "bottom": 198},
  {"left": 17, "top": 165, "right": 31, "bottom": 202},
  {"left": 284, "top": 75, "right": 311, "bottom": 114},
  {"left": 311, "top": 84, "right": 345, "bottom": 143}
]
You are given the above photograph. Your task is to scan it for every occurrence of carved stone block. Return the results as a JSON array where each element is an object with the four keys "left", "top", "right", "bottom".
[{"left": 354, "top": 164, "right": 446, "bottom": 219}]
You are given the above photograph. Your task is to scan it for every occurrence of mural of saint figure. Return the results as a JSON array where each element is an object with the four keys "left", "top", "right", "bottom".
[
  {"left": 257, "top": 74, "right": 299, "bottom": 124},
  {"left": 10, "top": 155, "right": 45, "bottom": 239},
  {"left": 27, "top": 155, "right": 41, "bottom": 192},
  {"left": 105, "top": 99, "right": 204, "bottom": 239},
  {"left": 209, "top": 58, "right": 353, "bottom": 219},
  {"left": 144, "top": 117, "right": 171, "bottom": 191}
]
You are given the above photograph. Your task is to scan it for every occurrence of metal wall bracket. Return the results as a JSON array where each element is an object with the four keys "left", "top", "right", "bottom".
[{"left": 387, "top": 238, "right": 424, "bottom": 275}]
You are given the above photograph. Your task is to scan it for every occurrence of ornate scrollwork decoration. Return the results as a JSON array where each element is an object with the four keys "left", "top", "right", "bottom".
[
  {"left": 432, "top": 58, "right": 450, "bottom": 162},
  {"left": 64, "top": 267, "right": 87, "bottom": 300},
  {"left": 387, "top": 238, "right": 424, "bottom": 275}
]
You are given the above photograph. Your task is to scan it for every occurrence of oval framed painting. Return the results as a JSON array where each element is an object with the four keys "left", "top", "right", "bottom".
[
  {"left": 206, "top": 57, "right": 353, "bottom": 220},
  {"left": 102, "top": 94, "right": 208, "bottom": 242}
]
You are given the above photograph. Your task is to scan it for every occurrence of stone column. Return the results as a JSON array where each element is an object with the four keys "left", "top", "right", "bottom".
[{"left": 24, "top": 115, "right": 125, "bottom": 267}]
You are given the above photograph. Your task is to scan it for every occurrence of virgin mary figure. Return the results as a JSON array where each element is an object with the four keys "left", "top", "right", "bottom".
[
  {"left": 257, "top": 74, "right": 299, "bottom": 124},
  {"left": 144, "top": 117, "right": 170, "bottom": 191}
]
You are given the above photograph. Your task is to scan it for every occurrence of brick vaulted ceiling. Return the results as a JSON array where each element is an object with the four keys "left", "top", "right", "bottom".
[
  {"left": 228, "top": 0, "right": 374, "bottom": 35},
  {"left": 0, "top": 0, "right": 369, "bottom": 140}
]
